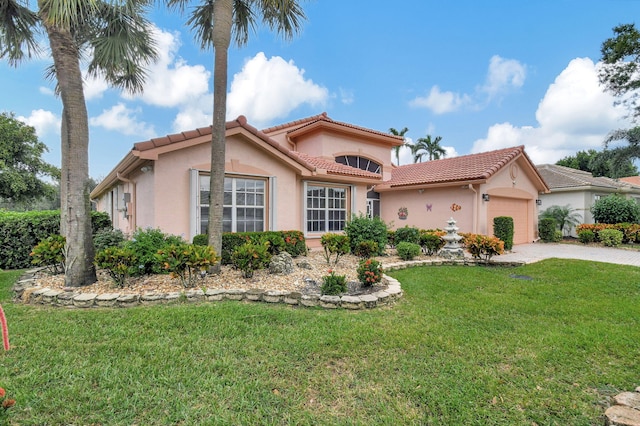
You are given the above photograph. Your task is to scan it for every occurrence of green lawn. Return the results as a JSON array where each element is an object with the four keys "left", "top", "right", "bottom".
[{"left": 0, "top": 259, "right": 639, "bottom": 425}]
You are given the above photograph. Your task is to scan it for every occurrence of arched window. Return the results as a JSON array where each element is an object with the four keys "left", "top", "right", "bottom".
[{"left": 334, "top": 155, "right": 381, "bottom": 174}]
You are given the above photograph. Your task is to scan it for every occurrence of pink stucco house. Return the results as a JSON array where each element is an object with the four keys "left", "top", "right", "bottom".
[{"left": 91, "top": 113, "right": 549, "bottom": 246}]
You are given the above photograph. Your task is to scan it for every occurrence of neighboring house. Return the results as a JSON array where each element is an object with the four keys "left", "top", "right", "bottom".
[
  {"left": 536, "top": 164, "right": 640, "bottom": 231},
  {"left": 91, "top": 113, "right": 549, "bottom": 246},
  {"left": 620, "top": 175, "right": 640, "bottom": 188}
]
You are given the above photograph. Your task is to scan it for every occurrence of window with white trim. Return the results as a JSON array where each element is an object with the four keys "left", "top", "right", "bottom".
[
  {"left": 198, "top": 175, "right": 266, "bottom": 234},
  {"left": 306, "top": 184, "right": 349, "bottom": 232},
  {"left": 335, "top": 155, "right": 381, "bottom": 174}
]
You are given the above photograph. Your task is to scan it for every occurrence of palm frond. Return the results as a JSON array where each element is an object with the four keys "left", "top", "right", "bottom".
[
  {"left": 39, "top": 0, "right": 100, "bottom": 30},
  {"left": 0, "top": 0, "right": 41, "bottom": 65},
  {"left": 258, "top": 0, "right": 306, "bottom": 41},
  {"left": 185, "top": 1, "right": 215, "bottom": 50}
]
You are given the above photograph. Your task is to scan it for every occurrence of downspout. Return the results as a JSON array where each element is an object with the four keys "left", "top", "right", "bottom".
[
  {"left": 116, "top": 173, "right": 136, "bottom": 232},
  {"left": 468, "top": 184, "right": 478, "bottom": 233}
]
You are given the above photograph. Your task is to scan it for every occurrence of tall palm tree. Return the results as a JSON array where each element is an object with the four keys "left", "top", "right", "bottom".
[
  {"left": 411, "top": 134, "right": 446, "bottom": 163},
  {"left": 1, "top": 0, "right": 156, "bottom": 286},
  {"left": 169, "top": 0, "right": 307, "bottom": 270},
  {"left": 389, "top": 127, "right": 409, "bottom": 166}
]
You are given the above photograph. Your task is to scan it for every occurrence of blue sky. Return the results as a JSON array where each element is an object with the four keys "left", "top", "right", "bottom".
[{"left": 2, "top": 0, "right": 640, "bottom": 179}]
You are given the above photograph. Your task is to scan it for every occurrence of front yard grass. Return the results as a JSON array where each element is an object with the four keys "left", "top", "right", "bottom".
[{"left": 0, "top": 259, "right": 639, "bottom": 425}]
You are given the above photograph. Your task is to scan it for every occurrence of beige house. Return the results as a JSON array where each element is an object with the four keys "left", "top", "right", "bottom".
[
  {"left": 91, "top": 113, "right": 549, "bottom": 246},
  {"left": 537, "top": 164, "right": 640, "bottom": 227}
]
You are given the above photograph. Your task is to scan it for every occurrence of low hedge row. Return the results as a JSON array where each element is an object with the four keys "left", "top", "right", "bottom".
[
  {"left": 0, "top": 210, "right": 111, "bottom": 270},
  {"left": 194, "top": 230, "right": 307, "bottom": 265},
  {"left": 576, "top": 223, "right": 640, "bottom": 244}
]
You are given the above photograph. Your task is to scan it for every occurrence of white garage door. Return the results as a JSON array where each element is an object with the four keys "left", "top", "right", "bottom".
[{"left": 487, "top": 197, "right": 530, "bottom": 245}]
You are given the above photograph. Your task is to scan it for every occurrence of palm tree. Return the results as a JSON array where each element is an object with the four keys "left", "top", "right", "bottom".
[
  {"left": 539, "top": 205, "right": 582, "bottom": 236},
  {"left": 1, "top": 1, "right": 156, "bottom": 286},
  {"left": 410, "top": 134, "right": 446, "bottom": 163},
  {"left": 389, "top": 127, "right": 409, "bottom": 166},
  {"left": 169, "top": 0, "right": 306, "bottom": 270}
]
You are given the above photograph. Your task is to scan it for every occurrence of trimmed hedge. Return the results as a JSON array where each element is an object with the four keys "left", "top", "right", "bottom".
[
  {"left": 538, "top": 218, "right": 557, "bottom": 243},
  {"left": 0, "top": 210, "right": 111, "bottom": 270},
  {"left": 493, "top": 216, "right": 514, "bottom": 251},
  {"left": 219, "top": 230, "right": 306, "bottom": 265}
]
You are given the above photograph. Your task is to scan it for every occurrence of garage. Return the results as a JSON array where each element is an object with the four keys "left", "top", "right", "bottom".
[{"left": 487, "top": 196, "right": 530, "bottom": 245}]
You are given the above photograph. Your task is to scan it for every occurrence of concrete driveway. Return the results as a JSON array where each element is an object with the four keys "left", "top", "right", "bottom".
[{"left": 496, "top": 242, "right": 640, "bottom": 267}]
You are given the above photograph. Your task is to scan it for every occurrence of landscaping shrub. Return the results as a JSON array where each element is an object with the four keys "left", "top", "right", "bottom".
[
  {"left": 387, "top": 230, "right": 396, "bottom": 248},
  {"left": 612, "top": 222, "right": 640, "bottom": 243},
  {"left": 258, "top": 233, "right": 285, "bottom": 256},
  {"left": 394, "top": 226, "right": 420, "bottom": 244},
  {"left": 419, "top": 230, "right": 445, "bottom": 256},
  {"left": 192, "top": 234, "right": 208, "bottom": 246},
  {"left": 320, "top": 233, "right": 350, "bottom": 266},
  {"left": 578, "top": 229, "right": 595, "bottom": 244},
  {"left": 93, "top": 228, "right": 126, "bottom": 252},
  {"left": 0, "top": 210, "right": 111, "bottom": 270},
  {"left": 157, "top": 243, "right": 220, "bottom": 286},
  {"left": 396, "top": 241, "right": 421, "bottom": 261},
  {"left": 344, "top": 213, "right": 387, "bottom": 255},
  {"left": 493, "top": 216, "right": 514, "bottom": 251},
  {"left": 30, "top": 234, "right": 66, "bottom": 274},
  {"left": 221, "top": 231, "right": 306, "bottom": 264},
  {"left": 94, "top": 246, "right": 138, "bottom": 287},
  {"left": 598, "top": 228, "right": 624, "bottom": 247},
  {"left": 230, "top": 242, "right": 271, "bottom": 278},
  {"left": 125, "top": 228, "right": 185, "bottom": 275},
  {"left": 538, "top": 218, "right": 557, "bottom": 242},
  {"left": 462, "top": 234, "right": 504, "bottom": 264},
  {"left": 539, "top": 205, "right": 582, "bottom": 236},
  {"left": 591, "top": 194, "right": 640, "bottom": 224},
  {"left": 320, "top": 270, "right": 347, "bottom": 295},
  {"left": 353, "top": 240, "right": 379, "bottom": 259},
  {"left": 357, "top": 258, "right": 383, "bottom": 286}
]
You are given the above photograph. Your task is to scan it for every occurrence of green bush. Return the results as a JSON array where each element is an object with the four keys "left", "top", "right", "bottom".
[
  {"left": 320, "top": 233, "right": 350, "bottom": 266},
  {"left": 259, "top": 233, "right": 285, "bottom": 256},
  {"left": 93, "top": 228, "right": 126, "bottom": 252},
  {"left": 156, "top": 243, "right": 220, "bottom": 287},
  {"left": 578, "top": 229, "right": 595, "bottom": 244},
  {"left": 386, "top": 230, "right": 396, "bottom": 248},
  {"left": 394, "top": 226, "right": 420, "bottom": 244},
  {"left": 125, "top": 228, "right": 185, "bottom": 275},
  {"left": 598, "top": 228, "right": 624, "bottom": 247},
  {"left": 353, "top": 240, "right": 379, "bottom": 259},
  {"left": 493, "top": 216, "right": 514, "bottom": 251},
  {"left": 396, "top": 241, "right": 421, "bottom": 261},
  {"left": 30, "top": 234, "right": 66, "bottom": 274},
  {"left": 344, "top": 214, "right": 387, "bottom": 256},
  {"left": 192, "top": 234, "right": 208, "bottom": 246},
  {"left": 231, "top": 242, "right": 271, "bottom": 278},
  {"left": 419, "top": 231, "right": 445, "bottom": 256},
  {"left": 320, "top": 270, "right": 347, "bottom": 295},
  {"left": 357, "top": 258, "right": 383, "bottom": 287},
  {"left": 0, "top": 210, "right": 111, "bottom": 270},
  {"left": 221, "top": 231, "right": 306, "bottom": 265},
  {"left": 538, "top": 218, "right": 557, "bottom": 242},
  {"left": 94, "top": 246, "right": 138, "bottom": 287},
  {"left": 591, "top": 194, "right": 640, "bottom": 224}
]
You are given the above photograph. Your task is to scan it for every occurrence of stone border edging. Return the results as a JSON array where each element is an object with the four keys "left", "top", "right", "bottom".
[{"left": 11, "top": 258, "right": 525, "bottom": 311}]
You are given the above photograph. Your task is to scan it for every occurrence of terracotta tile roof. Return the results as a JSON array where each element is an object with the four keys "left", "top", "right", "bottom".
[
  {"left": 536, "top": 164, "right": 631, "bottom": 190},
  {"left": 261, "top": 112, "right": 329, "bottom": 134},
  {"left": 382, "top": 146, "right": 526, "bottom": 188},
  {"left": 289, "top": 152, "right": 382, "bottom": 179},
  {"left": 620, "top": 175, "right": 640, "bottom": 187}
]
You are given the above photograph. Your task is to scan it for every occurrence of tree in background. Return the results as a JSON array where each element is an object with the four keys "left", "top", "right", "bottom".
[
  {"left": 389, "top": 127, "right": 409, "bottom": 166},
  {"left": 168, "top": 0, "right": 307, "bottom": 271},
  {"left": 555, "top": 149, "right": 638, "bottom": 178},
  {"left": 1, "top": 1, "right": 157, "bottom": 286},
  {"left": 410, "top": 134, "right": 446, "bottom": 163},
  {"left": 539, "top": 205, "right": 582, "bottom": 236},
  {"left": 599, "top": 24, "right": 640, "bottom": 171},
  {"left": 0, "top": 112, "right": 59, "bottom": 205}
]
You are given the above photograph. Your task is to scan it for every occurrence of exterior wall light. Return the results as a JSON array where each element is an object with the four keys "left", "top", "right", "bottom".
[
  {"left": 482, "top": 193, "right": 490, "bottom": 202},
  {"left": 536, "top": 199, "right": 542, "bottom": 206}
]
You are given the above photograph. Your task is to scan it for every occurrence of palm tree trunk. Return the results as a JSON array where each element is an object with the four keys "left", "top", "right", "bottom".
[
  {"left": 43, "top": 20, "right": 96, "bottom": 286},
  {"left": 208, "top": 0, "right": 233, "bottom": 272}
]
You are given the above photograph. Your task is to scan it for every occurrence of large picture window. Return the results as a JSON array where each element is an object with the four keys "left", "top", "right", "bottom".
[
  {"left": 306, "top": 184, "right": 349, "bottom": 233},
  {"left": 199, "top": 175, "right": 265, "bottom": 234}
]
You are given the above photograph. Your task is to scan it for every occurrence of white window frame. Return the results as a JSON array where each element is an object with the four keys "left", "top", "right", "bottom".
[{"left": 303, "top": 181, "right": 353, "bottom": 237}]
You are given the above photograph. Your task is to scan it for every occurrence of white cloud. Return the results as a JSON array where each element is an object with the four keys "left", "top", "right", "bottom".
[
  {"left": 17, "top": 109, "right": 60, "bottom": 137},
  {"left": 410, "top": 85, "right": 470, "bottom": 114},
  {"left": 39, "top": 86, "right": 54, "bottom": 96},
  {"left": 471, "top": 57, "right": 630, "bottom": 164},
  {"left": 479, "top": 55, "right": 526, "bottom": 98},
  {"left": 226, "top": 52, "right": 329, "bottom": 126},
  {"left": 339, "top": 87, "right": 354, "bottom": 105},
  {"left": 83, "top": 73, "right": 110, "bottom": 100},
  {"left": 90, "top": 103, "right": 155, "bottom": 138}
]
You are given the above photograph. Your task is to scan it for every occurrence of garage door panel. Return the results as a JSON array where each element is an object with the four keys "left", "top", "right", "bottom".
[{"left": 487, "top": 197, "right": 529, "bottom": 245}]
